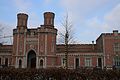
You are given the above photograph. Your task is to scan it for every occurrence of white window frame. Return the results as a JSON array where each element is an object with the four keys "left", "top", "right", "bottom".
[
  {"left": 114, "top": 43, "right": 120, "bottom": 52},
  {"left": 114, "top": 56, "right": 120, "bottom": 67},
  {"left": 85, "top": 57, "right": 92, "bottom": 67},
  {"left": 61, "top": 57, "right": 66, "bottom": 67}
]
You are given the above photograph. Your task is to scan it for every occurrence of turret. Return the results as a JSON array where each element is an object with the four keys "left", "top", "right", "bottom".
[
  {"left": 44, "top": 12, "right": 55, "bottom": 27},
  {"left": 17, "top": 13, "right": 28, "bottom": 29}
]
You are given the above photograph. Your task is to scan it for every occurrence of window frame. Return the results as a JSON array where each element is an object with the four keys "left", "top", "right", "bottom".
[{"left": 85, "top": 57, "right": 92, "bottom": 67}]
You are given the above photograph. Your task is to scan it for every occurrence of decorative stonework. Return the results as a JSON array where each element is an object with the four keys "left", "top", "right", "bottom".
[{"left": 1, "top": 12, "right": 120, "bottom": 69}]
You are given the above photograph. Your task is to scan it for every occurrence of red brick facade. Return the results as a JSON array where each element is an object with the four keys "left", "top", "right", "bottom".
[{"left": 0, "top": 12, "right": 120, "bottom": 69}]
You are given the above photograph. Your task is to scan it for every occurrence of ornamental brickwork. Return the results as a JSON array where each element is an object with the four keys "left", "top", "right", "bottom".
[{"left": 0, "top": 12, "right": 120, "bottom": 69}]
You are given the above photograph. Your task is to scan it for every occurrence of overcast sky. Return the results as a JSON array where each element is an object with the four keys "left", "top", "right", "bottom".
[{"left": 0, "top": 0, "right": 120, "bottom": 44}]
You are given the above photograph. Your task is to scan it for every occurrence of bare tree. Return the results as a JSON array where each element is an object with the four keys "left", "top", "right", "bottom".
[
  {"left": 59, "top": 14, "right": 75, "bottom": 44},
  {"left": 0, "top": 24, "right": 4, "bottom": 44},
  {"left": 58, "top": 13, "right": 75, "bottom": 69},
  {"left": 0, "top": 24, "right": 3, "bottom": 36},
  {"left": 0, "top": 24, "right": 13, "bottom": 44}
]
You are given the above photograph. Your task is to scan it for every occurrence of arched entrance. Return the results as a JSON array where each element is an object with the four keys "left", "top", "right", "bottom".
[{"left": 27, "top": 50, "right": 36, "bottom": 68}]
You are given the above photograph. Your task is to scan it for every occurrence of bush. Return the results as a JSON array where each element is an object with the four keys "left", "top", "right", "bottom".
[{"left": 0, "top": 67, "right": 120, "bottom": 80}]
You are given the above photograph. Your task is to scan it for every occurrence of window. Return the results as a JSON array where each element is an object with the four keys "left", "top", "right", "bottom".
[
  {"left": 114, "top": 56, "right": 120, "bottom": 67},
  {"left": 114, "top": 43, "right": 120, "bottom": 52},
  {"left": 51, "top": 59, "right": 55, "bottom": 66},
  {"left": 85, "top": 57, "right": 92, "bottom": 67},
  {"left": 62, "top": 58, "right": 66, "bottom": 67},
  {"left": 75, "top": 58, "right": 80, "bottom": 69},
  {"left": 40, "top": 59, "right": 43, "bottom": 68},
  {"left": 5, "top": 58, "right": 8, "bottom": 66},
  {"left": 0, "top": 58, "right": 1, "bottom": 65},
  {"left": 19, "top": 59, "right": 22, "bottom": 68},
  {"left": 98, "top": 58, "right": 102, "bottom": 67}
]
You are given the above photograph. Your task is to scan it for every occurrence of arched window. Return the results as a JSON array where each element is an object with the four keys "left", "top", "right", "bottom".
[
  {"left": 19, "top": 59, "right": 22, "bottom": 68},
  {"left": 85, "top": 57, "right": 92, "bottom": 67},
  {"left": 40, "top": 59, "right": 43, "bottom": 68}
]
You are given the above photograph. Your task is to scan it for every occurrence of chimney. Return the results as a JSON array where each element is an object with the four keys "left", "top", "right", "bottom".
[
  {"left": 92, "top": 41, "right": 94, "bottom": 50},
  {"left": 113, "top": 30, "right": 118, "bottom": 36}
]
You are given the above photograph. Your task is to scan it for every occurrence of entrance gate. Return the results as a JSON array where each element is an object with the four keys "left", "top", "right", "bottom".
[{"left": 27, "top": 50, "right": 36, "bottom": 68}]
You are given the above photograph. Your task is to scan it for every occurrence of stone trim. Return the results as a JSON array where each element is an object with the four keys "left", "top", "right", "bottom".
[
  {"left": 102, "top": 35, "right": 106, "bottom": 67},
  {"left": 45, "top": 34, "right": 47, "bottom": 55},
  {"left": 56, "top": 53, "right": 103, "bottom": 56}
]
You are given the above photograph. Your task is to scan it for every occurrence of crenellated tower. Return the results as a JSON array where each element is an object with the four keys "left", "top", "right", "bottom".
[
  {"left": 17, "top": 13, "right": 28, "bottom": 29},
  {"left": 44, "top": 12, "right": 55, "bottom": 26},
  {"left": 12, "top": 12, "right": 57, "bottom": 68},
  {"left": 12, "top": 13, "right": 28, "bottom": 68},
  {"left": 38, "top": 12, "right": 57, "bottom": 68}
]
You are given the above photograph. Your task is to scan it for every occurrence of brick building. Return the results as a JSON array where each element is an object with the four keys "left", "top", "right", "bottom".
[{"left": 0, "top": 12, "right": 120, "bottom": 69}]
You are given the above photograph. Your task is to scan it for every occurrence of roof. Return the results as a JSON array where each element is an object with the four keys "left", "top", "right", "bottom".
[
  {"left": 56, "top": 44, "right": 97, "bottom": 53},
  {"left": 0, "top": 44, "right": 12, "bottom": 53},
  {"left": 96, "top": 30, "right": 120, "bottom": 41}
]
